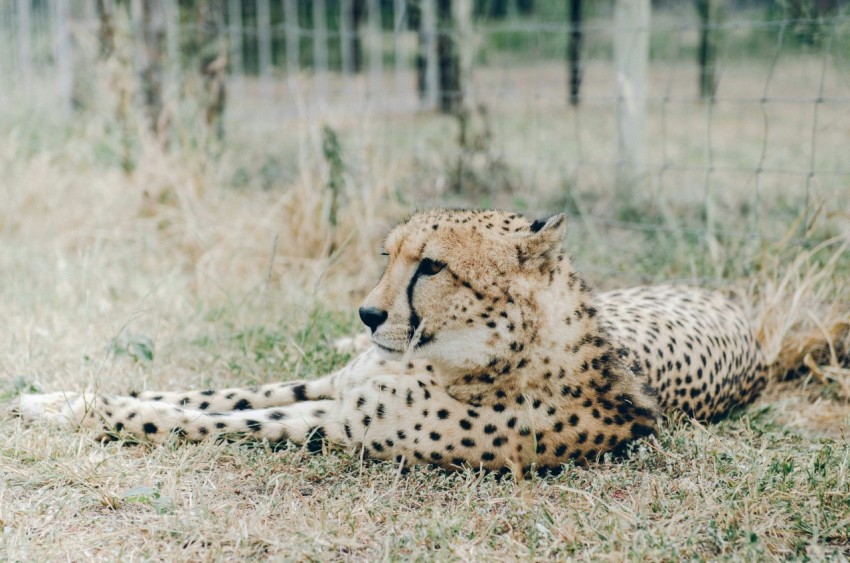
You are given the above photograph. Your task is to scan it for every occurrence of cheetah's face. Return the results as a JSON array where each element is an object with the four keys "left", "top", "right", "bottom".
[{"left": 359, "top": 209, "right": 567, "bottom": 372}]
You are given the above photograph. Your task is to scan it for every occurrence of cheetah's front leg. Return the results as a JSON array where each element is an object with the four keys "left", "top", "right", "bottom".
[
  {"left": 128, "top": 375, "right": 337, "bottom": 412},
  {"left": 18, "top": 391, "right": 344, "bottom": 445},
  {"left": 336, "top": 375, "right": 523, "bottom": 472},
  {"left": 125, "top": 348, "right": 387, "bottom": 411}
]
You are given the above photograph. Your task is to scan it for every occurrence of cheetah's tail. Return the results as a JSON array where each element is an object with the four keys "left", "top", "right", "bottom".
[{"left": 750, "top": 236, "right": 850, "bottom": 395}]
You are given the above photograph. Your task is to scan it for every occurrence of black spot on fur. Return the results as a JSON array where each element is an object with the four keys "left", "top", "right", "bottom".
[
  {"left": 233, "top": 399, "right": 253, "bottom": 411},
  {"left": 292, "top": 385, "right": 308, "bottom": 402},
  {"left": 305, "top": 427, "right": 326, "bottom": 454}
]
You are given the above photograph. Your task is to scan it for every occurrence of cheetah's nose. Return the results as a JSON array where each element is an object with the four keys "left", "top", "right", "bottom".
[{"left": 359, "top": 307, "right": 388, "bottom": 332}]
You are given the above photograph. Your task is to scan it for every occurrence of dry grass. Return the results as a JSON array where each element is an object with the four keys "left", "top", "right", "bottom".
[{"left": 2, "top": 54, "right": 850, "bottom": 559}]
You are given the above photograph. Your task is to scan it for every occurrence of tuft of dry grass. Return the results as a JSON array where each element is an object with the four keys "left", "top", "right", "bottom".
[{"left": 746, "top": 229, "right": 850, "bottom": 399}]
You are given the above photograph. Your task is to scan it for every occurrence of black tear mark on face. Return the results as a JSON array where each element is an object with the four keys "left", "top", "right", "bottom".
[
  {"left": 406, "top": 258, "right": 447, "bottom": 346},
  {"left": 406, "top": 267, "right": 424, "bottom": 341}
]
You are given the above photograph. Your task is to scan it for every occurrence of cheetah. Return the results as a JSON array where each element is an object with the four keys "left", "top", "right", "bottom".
[{"left": 16, "top": 208, "right": 825, "bottom": 474}]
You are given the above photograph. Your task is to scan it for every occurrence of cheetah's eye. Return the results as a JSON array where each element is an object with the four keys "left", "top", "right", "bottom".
[
  {"left": 418, "top": 258, "right": 446, "bottom": 276},
  {"left": 380, "top": 251, "right": 389, "bottom": 257}
]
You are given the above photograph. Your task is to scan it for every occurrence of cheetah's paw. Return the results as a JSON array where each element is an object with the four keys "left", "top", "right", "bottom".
[
  {"left": 334, "top": 333, "right": 372, "bottom": 354},
  {"left": 15, "top": 392, "right": 82, "bottom": 426}
]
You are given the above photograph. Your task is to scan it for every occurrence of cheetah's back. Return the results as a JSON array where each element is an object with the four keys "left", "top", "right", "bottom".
[{"left": 597, "top": 285, "right": 768, "bottom": 421}]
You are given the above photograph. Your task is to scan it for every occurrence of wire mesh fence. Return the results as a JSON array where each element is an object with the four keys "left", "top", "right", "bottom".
[{"left": 0, "top": 0, "right": 848, "bottom": 285}]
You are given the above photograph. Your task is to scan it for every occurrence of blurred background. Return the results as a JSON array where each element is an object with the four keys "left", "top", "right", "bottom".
[{"left": 0, "top": 0, "right": 848, "bottom": 304}]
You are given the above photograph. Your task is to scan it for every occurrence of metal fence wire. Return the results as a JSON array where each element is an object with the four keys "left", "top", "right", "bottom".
[{"left": 1, "top": 0, "right": 848, "bottom": 283}]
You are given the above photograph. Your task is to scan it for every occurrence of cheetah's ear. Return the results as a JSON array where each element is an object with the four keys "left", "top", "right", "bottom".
[
  {"left": 520, "top": 213, "right": 567, "bottom": 268},
  {"left": 529, "top": 213, "right": 566, "bottom": 236}
]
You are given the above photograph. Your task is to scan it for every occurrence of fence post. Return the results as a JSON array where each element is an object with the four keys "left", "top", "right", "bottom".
[
  {"left": 313, "top": 0, "right": 328, "bottom": 105},
  {"left": 17, "top": 0, "right": 32, "bottom": 94},
  {"left": 341, "top": 0, "right": 364, "bottom": 74},
  {"left": 568, "top": 0, "right": 582, "bottom": 106},
  {"left": 228, "top": 0, "right": 244, "bottom": 93},
  {"left": 131, "top": 0, "right": 166, "bottom": 132},
  {"left": 163, "top": 0, "right": 179, "bottom": 103},
  {"left": 72, "top": 1, "right": 96, "bottom": 111},
  {"left": 256, "top": 0, "right": 272, "bottom": 103},
  {"left": 341, "top": 0, "right": 352, "bottom": 74},
  {"left": 418, "top": 0, "right": 438, "bottom": 110},
  {"left": 367, "top": 0, "right": 382, "bottom": 100},
  {"left": 284, "top": 0, "right": 299, "bottom": 79},
  {"left": 51, "top": 0, "right": 73, "bottom": 116},
  {"left": 393, "top": 0, "right": 407, "bottom": 103},
  {"left": 697, "top": 0, "right": 719, "bottom": 100},
  {"left": 454, "top": 0, "right": 472, "bottom": 112},
  {"left": 436, "top": 0, "right": 460, "bottom": 114},
  {"left": 614, "top": 0, "right": 649, "bottom": 190}
]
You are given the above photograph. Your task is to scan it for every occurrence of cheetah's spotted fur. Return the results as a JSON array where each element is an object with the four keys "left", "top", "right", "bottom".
[{"left": 18, "top": 209, "right": 771, "bottom": 474}]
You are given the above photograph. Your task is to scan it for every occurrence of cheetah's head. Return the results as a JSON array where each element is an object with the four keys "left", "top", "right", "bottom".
[{"left": 359, "top": 209, "right": 568, "bottom": 373}]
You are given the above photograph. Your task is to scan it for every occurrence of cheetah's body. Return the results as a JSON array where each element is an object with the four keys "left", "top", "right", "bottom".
[{"left": 18, "top": 209, "right": 769, "bottom": 473}]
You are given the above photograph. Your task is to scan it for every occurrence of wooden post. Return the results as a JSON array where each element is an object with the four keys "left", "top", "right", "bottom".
[
  {"left": 366, "top": 0, "right": 382, "bottom": 99},
  {"left": 164, "top": 0, "right": 180, "bottom": 103},
  {"left": 419, "top": 0, "right": 438, "bottom": 110},
  {"left": 51, "top": 0, "right": 74, "bottom": 116},
  {"left": 341, "top": 0, "right": 352, "bottom": 74},
  {"left": 283, "top": 0, "right": 299, "bottom": 79},
  {"left": 454, "top": 0, "right": 472, "bottom": 112},
  {"left": 132, "top": 0, "right": 166, "bottom": 132},
  {"left": 340, "top": 0, "right": 364, "bottom": 74},
  {"left": 696, "top": 0, "right": 718, "bottom": 100},
  {"left": 614, "top": 0, "right": 649, "bottom": 189},
  {"left": 256, "top": 0, "right": 272, "bottom": 102},
  {"left": 568, "top": 0, "right": 582, "bottom": 106},
  {"left": 435, "top": 0, "right": 460, "bottom": 114},
  {"left": 196, "top": 1, "right": 227, "bottom": 140},
  {"left": 313, "top": 0, "right": 328, "bottom": 105},
  {"left": 393, "top": 0, "right": 407, "bottom": 101},
  {"left": 95, "top": 0, "right": 116, "bottom": 58},
  {"left": 228, "top": 0, "right": 244, "bottom": 87},
  {"left": 17, "top": 0, "right": 32, "bottom": 94},
  {"left": 70, "top": 1, "right": 96, "bottom": 112}
]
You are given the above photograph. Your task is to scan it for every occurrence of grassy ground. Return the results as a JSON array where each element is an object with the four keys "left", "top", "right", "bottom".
[{"left": 2, "top": 54, "right": 850, "bottom": 559}]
